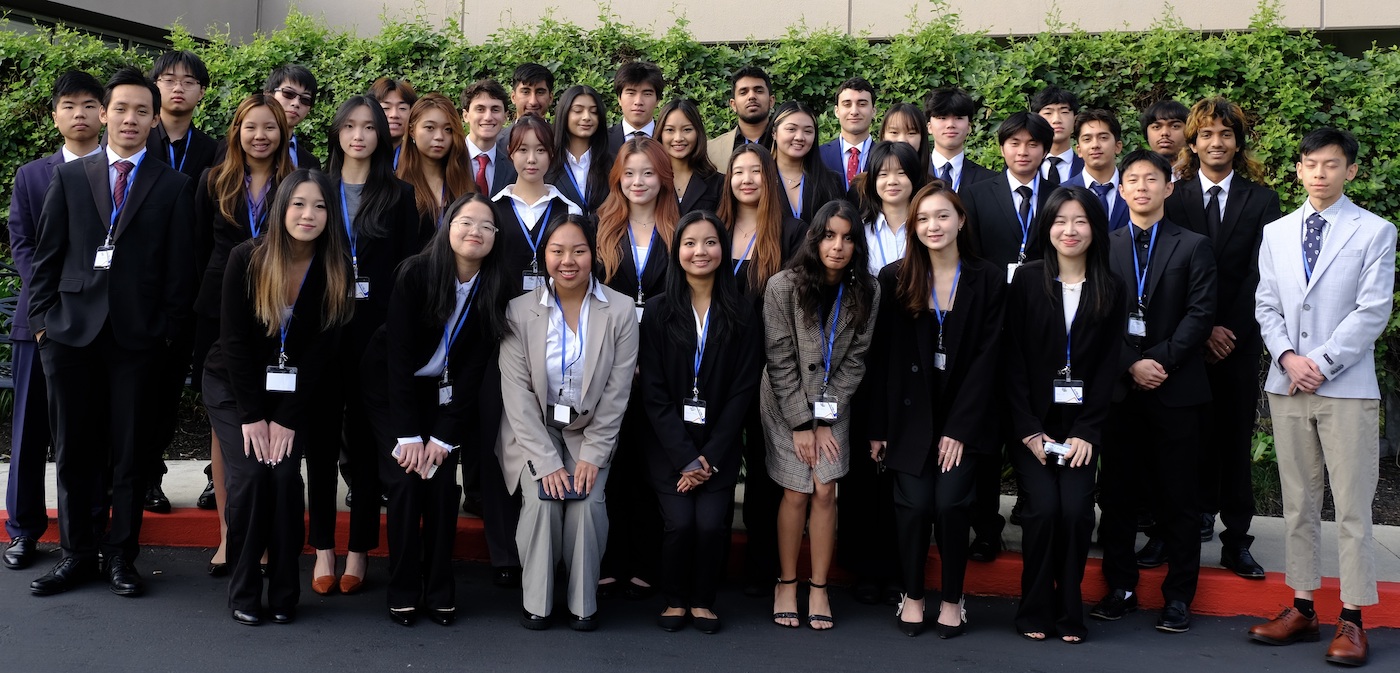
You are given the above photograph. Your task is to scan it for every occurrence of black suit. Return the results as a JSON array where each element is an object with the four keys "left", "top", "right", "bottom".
[
  {"left": 1100, "top": 218, "right": 1216, "bottom": 607},
  {"left": 677, "top": 172, "right": 723, "bottom": 217},
  {"left": 1164, "top": 176, "right": 1282, "bottom": 550},
  {"left": 776, "top": 166, "right": 843, "bottom": 222},
  {"left": 547, "top": 153, "right": 614, "bottom": 215},
  {"left": 29, "top": 150, "right": 195, "bottom": 562}
]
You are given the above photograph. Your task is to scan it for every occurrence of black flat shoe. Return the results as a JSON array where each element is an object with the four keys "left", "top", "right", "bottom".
[
  {"left": 692, "top": 614, "right": 721, "bottom": 634},
  {"left": 5, "top": 537, "right": 37, "bottom": 570},
  {"left": 196, "top": 465, "right": 217, "bottom": 510},
  {"left": 389, "top": 608, "right": 417, "bottom": 627},
  {"left": 597, "top": 580, "right": 619, "bottom": 600},
  {"left": 271, "top": 608, "right": 295, "bottom": 624},
  {"left": 968, "top": 537, "right": 1001, "bottom": 563},
  {"left": 657, "top": 612, "right": 687, "bottom": 632},
  {"left": 1089, "top": 589, "right": 1138, "bottom": 621},
  {"left": 429, "top": 608, "right": 456, "bottom": 626},
  {"left": 935, "top": 600, "right": 967, "bottom": 639},
  {"left": 1200, "top": 513, "right": 1216, "bottom": 542},
  {"left": 520, "top": 609, "right": 550, "bottom": 630},
  {"left": 569, "top": 613, "right": 599, "bottom": 632},
  {"left": 207, "top": 562, "right": 229, "bottom": 577},
  {"left": 896, "top": 595, "right": 925, "bottom": 637},
  {"left": 1155, "top": 600, "right": 1192, "bottom": 633},
  {"left": 232, "top": 609, "right": 261, "bottom": 626},
  {"left": 1136, "top": 537, "right": 1167, "bottom": 568}
]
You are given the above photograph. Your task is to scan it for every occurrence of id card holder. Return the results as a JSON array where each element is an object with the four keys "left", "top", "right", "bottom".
[
  {"left": 93, "top": 244, "right": 115, "bottom": 270},
  {"left": 634, "top": 300, "right": 645, "bottom": 323},
  {"left": 1006, "top": 262, "right": 1020, "bottom": 284},
  {"left": 354, "top": 277, "right": 370, "bottom": 300},
  {"left": 549, "top": 403, "right": 577, "bottom": 428},
  {"left": 933, "top": 349, "right": 947, "bottom": 371},
  {"left": 1127, "top": 311, "right": 1147, "bottom": 338},
  {"left": 265, "top": 366, "right": 298, "bottom": 393},
  {"left": 438, "top": 379, "right": 453, "bottom": 406},
  {"left": 813, "top": 393, "right": 839, "bottom": 422},
  {"left": 522, "top": 271, "right": 546, "bottom": 292},
  {"left": 683, "top": 398, "right": 707, "bottom": 425},
  {"left": 1053, "top": 378, "right": 1085, "bottom": 405}
]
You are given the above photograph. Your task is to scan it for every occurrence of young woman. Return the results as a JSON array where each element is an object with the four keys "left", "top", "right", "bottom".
[
  {"left": 202, "top": 169, "right": 354, "bottom": 626},
  {"left": 592, "top": 136, "right": 679, "bottom": 600},
  {"left": 859, "top": 141, "right": 927, "bottom": 275},
  {"left": 192, "top": 93, "right": 293, "bottom": 577},
  {"left": 547, "top": 85, "right": 613, "bottom": 215},
  {"left": 497, "top": 215, "right": 640, "bottom": 631},
  {"left": 656, "top": 99, "right": 722, "bottom": 216},
  {"left": 396, "top": 93, "right": 475, "bottom": 226},
  {"left": 768, "top": 101, "right": 843, "bottom": 223},
  {"left": 761, "top": 200, "right": 879, "bottom": 631},
  {"left": 367, "top": 77, "right": 418, "bottom": 169},
  {"left": 879, "top": 103, "right": 932, "bottom": 177},
  {"left": 361, "top": 193, "right": 510, "bottom": 627},
  {"left": 306, "top": 96, "right": 431, "bottom": 598},
  {"left": 863, "top": 182, "right": 1003, "bottom": 638},
  {"left": 1003, "top": 187, "right": 1124, "bottom": 643},
  {"left": 641, "top": 211, "right": 763, "bottom": 634},
  {"left": 492, "top": 114, "right": 582, "bottom": 296}
]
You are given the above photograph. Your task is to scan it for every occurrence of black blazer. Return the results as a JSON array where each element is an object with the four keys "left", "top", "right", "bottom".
[
  {"left": 336, "top": 178, "right": 433, "bottom": 356},
  {"left": 777, "top": 166, "right": 843, "bottom": 222},
  {"left": 146, "top": 123, "right": 218, "bottom": 182},
  {"left": 546, "top": 153, "right": 613, "bottom": 215},
  {"left": 677, "top": 172, "right": 723, "bottom": 217},
  {"left": 205, "top": 241, "right": 343, "bottom": 430},
  {"left": 601, "top": 226, "right": 668, "bottom": 302},
  {"left": 29, "top": 152, "right": 195, "bottom": 349},
  {"left": 491, "top": 193, "right": 578, "bottom": 296},
  {"left": 733, "top": 215, "right": 808, "bottom": 297},
  {"left": 926, "top": 156, "right": 998, "bottom": 193},
  {"left": 1108, "top": 219, "right": 1217, "bottom": 407},
  {"left": 193, "top": 167, "right": 269, "bottom": 319},
  {"left": 1001, "top": 262, "right": 1127, "bottom": 447},
  {"left": 8, "top": 151, "right": 64, "bottom": 341},
  {"left": 962, "top": 172, "right": 1055, "bottom": 267},
  {"left": 1163, "top": 175, "right": 1282, "bottom": 353},
  {"left": 862, "top": 257, "right": 1004, "bottom": 474},
  {"left": 639, "top": 295, "right": 763, "bottom": 490}
]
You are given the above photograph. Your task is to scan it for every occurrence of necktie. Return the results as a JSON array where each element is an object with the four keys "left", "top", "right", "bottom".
[
  {"left": 1015, "top": 185, "right": 1033, "bottom": 227},
  {"left": 1044, "top": 156, "right": 1062, "bottom": 186},
  {"left": 939, "top": 162, "right": 953, "bottom": 186},
  {"left": 474, "top": 154, "right": 490, "bottom": 195},
  {"left": 846, "top": 146, "right": 861, "bottom": 185},
  {"left": 1205, "top": 185, "right": 1223, "bottom": 239},
  {"left": 1090, "top": 182, "right": 1114, "bottom": 219},
  {"left": 113, "top": 160, "right": 133, "bottom": 214},
  {"left": 1304, "top": 213, "right": 1326, "bottom": 280},
  {"left": 631, "top": 129, "right": 648, "bottom": 139}
]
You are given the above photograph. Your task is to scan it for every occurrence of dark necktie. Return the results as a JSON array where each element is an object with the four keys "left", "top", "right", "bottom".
[
  {"left": 1090, "top": 182, "right": 1114, "bottom": 220},
  {"left": 1016, "top": 185, "right": 1033, "bottom": 227},
  {"left": 631, "top": 129, "right": 647, "bottom": 139},
  {"left": 939, "top": 162, "right": 953, "bottom": 186},
  {"left": 113, "top": 160, "right": 133, "bottom": 213},
  {"left": 1205, "top": 185, "right": 1223, "bottom": 239},
  {"left": 474, "top": 154, "right": 490, "bottom": 195},
  {"left": 1304, "top": 213, "right": 1326, "bottom": 280},
  {"left": 1044, "top": 156, "right": 1062, "bottom": 187},
  {"left": 846, "top": 146, "right": 861, "bottom": 185}
]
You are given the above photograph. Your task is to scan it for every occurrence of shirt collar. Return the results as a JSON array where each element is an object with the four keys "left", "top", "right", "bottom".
[
  {"left": 1303, "top": 194, "right": 1349, "bottom": 223},
  {"left": 621, "top": 120, "right": 655, "bottom": 138},
  {"left": 61, "top": 145, "right": 101, "bottom": 163},
  {"left": 1005, "top": 170, "right": 1035, "bottom": 191},
  {"left": 539, "top": 278, "right": 609, "bottom": 306},
  {"left": 1087, "top": 169, "right": 1121, "bottom": 190},
  {"left": 566, "top": 149, "right": 590, "bottom": 170},
  {"left": 1200, "top": 170, "right": 1234, "bottom": 197},
  {"left": 466, "top": 138, "right": 496, "bottom": 161},
  {"left": 493, "top": 182, "right": 568, "bottom": 206},
  {"left": 106, "top": 144, "right": 147, "bottom": 168},
  {"left": 931, "top": 149, "right": 965, "bottom": 172},
  {"left": 839, "top": 135, "right": 872, "bottom": 156}
]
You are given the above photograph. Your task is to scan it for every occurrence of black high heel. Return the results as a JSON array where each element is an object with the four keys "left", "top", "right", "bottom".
[
  {"left": 806, "top": 580, "right": 834, "bottom": 630},
  {"left": 772, "top": 578, "right": 799, "bottom": 628},
  {"left": 936, "top": 598, "right": 967, "bottom": 639},
  {"left": 896, "top": 594, "right": 924, "bottom": 637}
]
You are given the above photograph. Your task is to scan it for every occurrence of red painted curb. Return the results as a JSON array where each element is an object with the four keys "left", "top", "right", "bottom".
[{"left": 12, "top": 507, "right": 1399, "bottom": 627}]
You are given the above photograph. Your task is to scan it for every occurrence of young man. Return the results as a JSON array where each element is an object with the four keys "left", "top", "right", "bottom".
[
  {"left": 1249, "top": 128, "right": 1394, "bottom": 667},
  {"left": 1030, "top": 86, "right": 1083, "bottom": 186},
  {"left": 27, "top": 68, "right": 196, "bottom": 598},
  {"left": 1140, "top": 99, "right": 1190, "bottom": 163},
  {"left": 705, "top": 66, "right": 775, "bottom": 172},
  {"left": 263, "top": 64, "right": 320, "bottom": 170},
  {"left": 1157, "top": 97, "right": 1281, "bottom": 580},
  {"left": 606, "top": 61, "right": 664, "bottom": 153},
  {"left": 1092, "top": 150, "right": 1216, "bottom": 634},
  {"left": 3, "top": 71, "right": 104, "bottom": 572},
  {"left": 462, "top": 79, "right": 517, "bottom": 197},
  {"left": 494, "top": 63, "right": 555, "bottom": 154},
  {"left": 923, "top": 87, "right": 996, "bottom": 191},
  {"left": 141, "top": 50, "right": 220, "bottom": 515},
  {"left": 817, "top": 77, "right": 877, "bottom": 190},
  {"left": 1064, "top": 108, "right": 1129, "bottom": 230}
]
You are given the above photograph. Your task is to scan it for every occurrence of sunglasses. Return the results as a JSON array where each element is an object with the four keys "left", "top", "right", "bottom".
[{"left": 268, "top": 87, "right": 314, "bottom": 107}]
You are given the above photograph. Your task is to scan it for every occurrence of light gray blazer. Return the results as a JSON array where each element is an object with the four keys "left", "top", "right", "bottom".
[
  {"left": 496, "top": 283, "right": 640, "bottom": 494},
  {"left": 1255, "top": 196, "right": 1396, "bottom": 399}
]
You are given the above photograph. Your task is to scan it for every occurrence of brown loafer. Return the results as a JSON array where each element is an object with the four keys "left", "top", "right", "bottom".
[
  {"left": 339, "top": 574, "right": 365, "bottom": 595},
  {"left": 1325, "top": 619, "right": 1368, "bottom": 667},
  {"left": 1248, "top": 607, "right": 1320, "bottom": 645},
  {"left": 311, "top": 575, "right": 337, "bottom": 596}
]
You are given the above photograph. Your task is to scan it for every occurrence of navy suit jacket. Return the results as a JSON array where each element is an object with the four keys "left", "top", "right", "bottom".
[
  {"left": 928, "top": 156, "right": 998, "bottom": 193},
  {"left": 1063, "top": 172, "right": 1130, "bottom": 231},
  {"left": 818, "top": 138, "right": 872, "bottom": 190},
  {"left": 8, "top": 151, "right": 65, "bottom": 341}
]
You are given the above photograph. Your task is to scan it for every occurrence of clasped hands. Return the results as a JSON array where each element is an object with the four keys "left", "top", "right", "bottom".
[
  {"left": 540, "top": 460, "right": 601, "bottom": 500},
  {"left": 241, "top": 420, "right": 295, "bottom": 466},
  {"left": 394, "top": 440, "right": 450, "bottom": 479},
  {"left": 794, "top": 426, "right": 839, "bottom": 468}
]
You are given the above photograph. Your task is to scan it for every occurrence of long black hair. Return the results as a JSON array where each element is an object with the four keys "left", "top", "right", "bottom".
[
  {"left": 661, "top": 210, "right": 743, "bottom": 345},
  {"left": 858, "top": 140, "right": 927, "bottom": 225},
  {"left": 1035, "top": 186, "right": 1115, "bottom": 322},
  {"left": 416, "top": 192, "right": 509, "bottom": 341},
  {"left": 327, "top": 95, "right": 400, "bottom": 240},
  {"left": 787, "top": 199, "right": 875, "bottom": 329},
  {"left": 550, "top": 85, "right": 613, "bottom": 199}
]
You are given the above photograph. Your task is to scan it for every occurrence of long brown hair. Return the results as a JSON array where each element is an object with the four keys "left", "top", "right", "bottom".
[
  {"left": 594, "top": 137, "right": 679, "bottom": 282},
  {"left": 396, "top": 93, "right": 475, "bottom": 223},
  {"left": 895, "top": 181, "right": 976, "bottom": 316},
  {"left": 248, "top": 170, "right": 355, "bottom": 335},
  {"left": 1175, "top": 96, "right": 1267, "bottom": 183},
  {"left": 716, "top": 144, "right": 784, "bottom": 291},
  {"left": 211, "top": 94, "right": 293, "bottom": 226}
]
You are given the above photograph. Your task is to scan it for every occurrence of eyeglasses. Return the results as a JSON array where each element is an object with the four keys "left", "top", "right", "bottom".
[
  {"left": 268, "top": 87, "right": 314, "bottom": 107},
  {"left": 450, "top": 219, "right": 498, "bottom": 235},
  {"left": 156, "top": 75, "right": 202, "bottom": 90}
]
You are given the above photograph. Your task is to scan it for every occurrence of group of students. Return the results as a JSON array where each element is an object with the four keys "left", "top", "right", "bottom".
[{"left": 2, "top": 51, "right": 1391, "bottom": 665}]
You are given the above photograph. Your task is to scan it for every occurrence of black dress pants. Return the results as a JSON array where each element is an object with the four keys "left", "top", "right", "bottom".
[
  {"left": 600, "top": 402, "right": 661, "bottom": 584},
  {"left": 306, "top": 366, "right": 380, "bottom": 553},
  {"left": 891, "top": 456, "right": 976, "bottom": 602},
  {"left": 657, "top": 483, "right": 735, "bottom": 610},
  {"left": 835, "top": 449, "right": 898, "bottom": 589},
  {"left": 1010, "top": 443, "right": 1096, "bottom": 638},
  {"left": 739, "top": 406, "right": 780, "bottom": 585},
  {"left": 139, "top": 316, "right": 194, "bottom": 485},
  {"left": 373, "top": 429, "right": 461, "bottom": 611},
  {"left": 1199, "top": 349, "right": 1260, "bottom": 550}
]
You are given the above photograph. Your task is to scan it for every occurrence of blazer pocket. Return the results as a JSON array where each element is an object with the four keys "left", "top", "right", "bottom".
[
  {"left": 1336, "top": 250, "right": 1363, "bottom": 258},
  {"left": 58, "top": 278, "right": 82, "bottom": 293}
]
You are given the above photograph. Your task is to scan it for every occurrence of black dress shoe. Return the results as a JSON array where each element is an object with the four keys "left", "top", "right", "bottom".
[
  {"left": 428, "top": 608, "right": 456, "bottom": 626},
  {"left": 389, "top": 608, "right": 417, "bottom": 626},
  {"left": 1155, "top": 600, "right": 1192, "bottom": 633},
  {"left": 1089, "top": 589, "right": 1138, "bottom": 621},
  {"left": 1009, "top": 496, "right": 1026, "bottom": 526},
  {"left": 31, "top": 556, "right": 98, "bottom": 595},
  {"left": 143, "top": 485, "right": 172, "bottom": 514},
  {"left": 968, "top": 537, "right": 1001, "bottom": 563},
  {"left": 1136, "top": 512, "right": 1155, "bottom": 532},
  {"left": 1200, "top": 513, "right": 1216, "bottom": 542},
  {"left": 1135, "top": 537, "right": 1167, "bottom": 568},
  {"left": 232, "top": 609, "right": 262, "bottom": 626},
  {"left": 461, "top": 495, "right": 483, "bottom": 516},
  {"left": 196, "top": 465, "right": 217, "bottom": 510},
  {"left": 207, "top": 562, "right": 229, "bottom": 577},
  {"left": 569, "top": 612, "right": 599, "bottom": 632},
  {"left": 692, "top": 614, "right": 721, "bottom": 634},
  {"left": 657, "top": 612, "right": 687, "bottom": 632},
  {"left": 107, "top": 556, "right": 145, "bottom": 596},
  {"left": 519, "top": 609, "right": 550, "bottom": 630},
  {"left": 4, "top": 537, "right": 37, "bottom": 570},
  {"left": 1221, "top": 547, "right": 1266, "bottom": 579},
  {"left": 271, "top": 608, "right": 295, "bottom": 624},
  {"left": 344, "top": 489, "right": 353, "bottom": 508},
  {"left": 493, "top": 566, "right": 521, "bottom": 588}
]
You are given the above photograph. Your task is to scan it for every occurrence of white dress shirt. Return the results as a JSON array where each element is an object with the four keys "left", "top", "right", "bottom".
[
  {"left": 930, "top": 149, "right": 965, "bottom": 189},
  {"left": 621, "top": 120, "right": 656, "bottom": 139},
  {"left": 1043, "top": 147, "right": 1075, "bottom": 182},
  {"left": 1200, "top": 170, "right": 1234, "bottom": 220},
  {"left": 467, "top": 138, "right": 498, "bottom": 190},
  {"left": 865, "top": 213, "right": 907, "bottom": 274},
  {"left": 62, "top": 145, "right": 101, "bottom": 164},
  {"left": 543, "top": 279, "right": 609, "bottom": 406},
  {"left": 566, "top": 149, "right": 591, "bottom": 197},
  {"left": 492, "top": 184, "right": 583, "bottom": 232}
]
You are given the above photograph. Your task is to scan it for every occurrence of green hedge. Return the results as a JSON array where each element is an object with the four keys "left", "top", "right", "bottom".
[{"left": 1, "top": 1, "right": 1398, "bottom": 389}]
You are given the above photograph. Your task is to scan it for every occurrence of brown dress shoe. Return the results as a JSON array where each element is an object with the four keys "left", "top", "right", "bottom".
[
  {"left": 311, "top": 575, "right": 337, "bottom": 596},
  {"left": 1325, "top": 619, "right": 1369, "bottom": 667},
  {"left": 1248, "top": 607, "right": 1320, "bottom": 645},
  {"left": 339, "top": 574, "right": 365, "bottom": 595}
]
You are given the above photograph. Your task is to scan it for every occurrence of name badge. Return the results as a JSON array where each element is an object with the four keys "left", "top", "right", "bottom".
[
  {"left": 354, "top": 277, "right": 370, "bottom": 300},
  {"left": 1127, "top": 312, "right": 1147, "bottom": 338},
  {"left": 549, "top": 403, "right": 577, "bottom": 428},
  {"left": 1053, "top": 378, "right": 1085, "bottom": 405},
  {"left": 438, "top": 380, "right": 453, "bottom": 406},
  {"left": 683, "top": 398, "right": 707, "bottom": 425},
  {"left": 933, "top": 350, "right": 947, "bottom": 371},
  {"left": 522, "top": 271, "right": 546, "bottom": 292},
  {"left": 813, "top": 394, "right": 839, "bottom": 422},
  {"left": 93, "top": 244, "right": 115, "bottom": 270},
  {"left": 265, "top": 365, "right": 298, "bottom": 392},
  {"left": 1006, "top": 262, "right": 1021, "bottom": 284}
]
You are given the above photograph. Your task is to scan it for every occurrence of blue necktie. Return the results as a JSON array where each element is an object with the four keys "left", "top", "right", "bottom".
[
  {"left": 1304, "top": 213, "right": 1326, "bottom": 281},
  {"left": 939, "top": 162, "right": 953, "bottom": 186},
  {"left": 1090, "top": 182, "right": 1114, "bottom": 221}
]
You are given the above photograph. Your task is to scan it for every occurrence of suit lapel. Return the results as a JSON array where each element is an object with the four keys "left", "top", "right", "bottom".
[
  {"left": 115, "top": 160, "right": 158, "bottom": 239},
  {"left": 580, "top": 292, "right": 608, "bottom": 403},
  {"left": 1218, "top": 179, "right": 1250, "bottom": 248},
  {"left": 1179, "top": 183, "right": 1207, "bottom": 235},
  {"left": 993, "top": 180, "right": 1019, "bottom": 237},
  {"left": 679, "top": 174, "right": 704, "bottom": 213},
  {"left": 527, "top": 299, "right": 551, "bottom": 414},
  {"left": 1145, "top": 224, "right": 1180, "bottom": 302},
  {"left": 1306, "top": 202, "right": 1363, "bottom": 293},
  {"left": 1112, "top": 227, "right": 1139, "bottom": 301},
  {"left": 84, "top": 155, "right": 114, "bottom": 234}
]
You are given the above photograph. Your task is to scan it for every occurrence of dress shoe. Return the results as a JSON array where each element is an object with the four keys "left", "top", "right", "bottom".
[
  {"left": 312, "top": 575, "right": 337, "bottom": 595},
  {"left": 935, "top": 599, "right": 966, "bottom": 639},
  {"left": 207, "top": 562, "right": 229, "bottom": 578},
  {"left": 1089, "top": 589, "right": 1138, "bottom": 621},
  {"left": 30, "top": 556, "right": 98, "bottom": 595},
  {"left": 1249, "top": 606, "right": 1320, "bottom": 645},
  {"left": 493, "top": 566, "right": 521, "bottom": 588},
  {"left": 1325, "top": 619, "right": 1369, "bottom": 667},
  {"left": 657, "top": 612, "right": 687, "bottom": 632},
  {"left": 1135, "top": 537, "right": 1167, "bottom": 568},
  {"left": 1009, "top": 497, "right": 1025, "bottom": 526},
  {"left": 271, "top": 608, "right": 295, "bottom": 624},
  {"left": 520, "top": 609, "right": 551, "bottom": 630},
  {"left": 143, "top": 484, "right": 172, "bottom": 514},
  {"left": 1220, "top": 547, "right": 1266, "bottom": 579},
  {"left": 968, "top": 537, "right": 1001, "bottom": 563},
  {"left": 232, "top": 609, "right": 262, "bottom": 626},
  {"left": 107, "top": 556, "right": 144, "bottom": 596},
  {"left": 461, "top": 495, "right": 484, "bottom": 516},
  {"left": 1200, "top": 513, "right": 1216, "bottom": 542},
  {"left": 1155, "top": 600, "right": 1192, "bottom": 633},
  {"left": 428, "top": 608, "right": 456, "bottom": 626},
  {"left": 623, "top": 580, "right": 654, "bottom": 600},
  {"left": 569, "top": 612, "right": 599, "bottom": 632},
  {"left": 196, "top": 465, "right": 217, "bottom": 510},
  {"left": 339, "top": 574, "right": 364, "bottom": 595},
  {"left": 896, "top": 595, "right": 925, "bottom": 637},
  {"left": 389, "top": 608, "right": 418, "bottom": 626},
  {"left": 1136, "top": 512, "right": 1156, "bottom": 532},
  {"left": 692, "top": 614, "right": 721, "bottom": 634},
  {"left": 4, "top": 537, "right": 37, "bottom": 570}
]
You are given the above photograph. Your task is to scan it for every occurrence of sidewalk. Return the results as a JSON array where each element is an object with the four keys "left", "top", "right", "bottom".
[{"left": 4, "top": 459, "right": 1399, "bottom": 626}]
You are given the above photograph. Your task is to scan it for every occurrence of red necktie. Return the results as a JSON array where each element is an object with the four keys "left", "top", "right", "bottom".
[
  {"left": 845, "top": 146, "right": 860, "bottom": 184},
  {"left": 474, "top": 154, "right": 490, "bottom": 195},
  {"left": 113, "top": 160, "right": 134, "bottom": 213}
]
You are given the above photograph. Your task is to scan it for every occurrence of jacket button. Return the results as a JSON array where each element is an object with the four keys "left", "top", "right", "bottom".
[
  {"left": 1301, "top": 331, "right": 1309, "bottom": 338},
  {"left": 581, "top": 409, "right": 589, "bottom": 415},
  {"left": 807, "top": 363, "right": 817, "bottom": 372},
  {"left": 1302, "top": 304, "right": 1311, "bottom": 310},
  {"left": 903, "top": 399, "right": 912, "bottom": 406},
  {"left": 911, "top": 365, "right": 919, "bottom": 373}
]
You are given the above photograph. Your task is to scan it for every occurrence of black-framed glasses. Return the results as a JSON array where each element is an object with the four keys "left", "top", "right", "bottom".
[
  {"left": 268, "top": 87, "right": 314, "bottom": 107},
  {"left": 156, "top": 74, "right": 202, "bottom": 90}
]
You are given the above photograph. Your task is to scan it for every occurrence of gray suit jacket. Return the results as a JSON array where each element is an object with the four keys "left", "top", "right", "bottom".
[
  {"left": 1255, "top": 196, "right": 1396, "bottom": 399},
  {"left": 496, "top": 283, "right": 640, "bottom": 493}
]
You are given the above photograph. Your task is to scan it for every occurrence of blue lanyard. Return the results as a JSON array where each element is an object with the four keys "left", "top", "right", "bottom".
[
  {"left": 820, "top": 284, "right": 845, "bottom": 389},
  {"left": 1015, "top": 176, "right": 1040, "bottom": 261},
  {"left": 930, "top": 263, "right": 960, "bottom": 351},
  {"left": 732, "top": 231, "right": 758, "bottom": 276},
  {"left": 107, "top": 156, "right": 143, "bottom": 240},
  {"left": 841, "top": 137, "right": 872, "bottom": 190},
  {"left": 1059, "top": 280, "right": 1074, "bottom": 378},
  {"left": 554, "top": 289, "right": 587, "bottom": 395},
  {"left": 873, "top": 215, "right": 903, "bottom": 269},
  {"left": 692, "top": 309, "right": 710, "bottom": 398},
  {"left": 278, "top": 258, "right": 314, "bottom": 365},
  {"left": 339, "top": 184, "right": 359, "bottom": 275},
  {"left": 246, "top": 174, "right": 270, "bottom": 239},
  {"left": 1130, "top": 224, "right": 1159, "bottom": 307},
  {"left": 563, "top": 161, "right": 587, "bottom": 205},
  {"left": 166, "top": 137, "right": 187, "bottom": 174},
  {"left": 392, "top": 145, "right": 400, "bottom": 172},
  {"left": 788, "top": 174, "right": 804, "bottom": 219},
  {"left": 629, "top": 224, "right": 656, "bottom": 300},
  {"left": 442, "top": 281, "right": 478, "bottom": 374},
  {"left": 513, "top": 200, "right": 554, "bottom": 269}
]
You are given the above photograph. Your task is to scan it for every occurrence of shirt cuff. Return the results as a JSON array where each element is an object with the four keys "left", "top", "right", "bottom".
[
  {"left": 397, "top": 436, "right": 424, "bottom": 447},
  {"left": 429, "top": 437, "right": 457, "bottom": 452}
]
